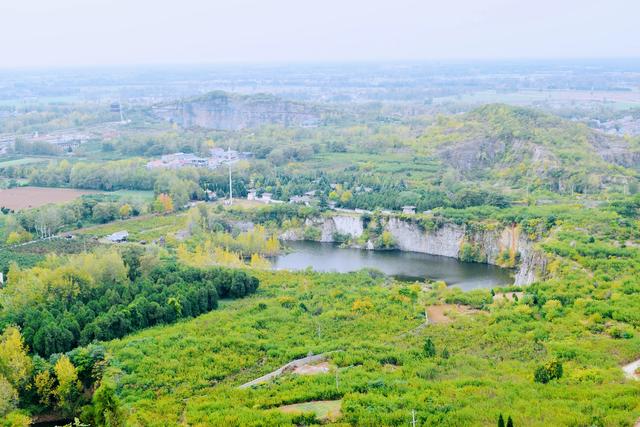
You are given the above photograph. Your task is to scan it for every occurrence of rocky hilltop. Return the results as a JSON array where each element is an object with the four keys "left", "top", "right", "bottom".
[
  {"left": 422, "top": 104, "right": 640, "bottom": 193},
  {"left": 153, "top": 91, "right": 321, "bottom": 130}
]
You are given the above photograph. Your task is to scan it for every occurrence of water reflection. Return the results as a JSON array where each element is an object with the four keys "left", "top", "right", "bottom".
[{"left": 273, "top": 241, "right": 513, "bottom": 290}]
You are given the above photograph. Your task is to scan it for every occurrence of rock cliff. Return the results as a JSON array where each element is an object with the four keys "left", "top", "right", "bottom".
[
  {"left": 153, "top": 91, "right": 321, "bottom": 130},
  {"left": 281, "top": 213, "right": 547, "bottom": 285},
  {"left": 386, "top": 217, "right": 464, "bottom": 257}
]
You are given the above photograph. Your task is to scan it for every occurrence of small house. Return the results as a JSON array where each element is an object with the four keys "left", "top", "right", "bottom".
[
  {"left": 290, "top": 195, "right": 311, "bottom": 205},
  {"left": 402, "top": 206, "right": 416, "bottom": 215}
]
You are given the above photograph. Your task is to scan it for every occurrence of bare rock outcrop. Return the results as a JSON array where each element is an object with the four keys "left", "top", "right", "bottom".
[{"left": 153, "top": 91, "right": 321, "bottom": 130}]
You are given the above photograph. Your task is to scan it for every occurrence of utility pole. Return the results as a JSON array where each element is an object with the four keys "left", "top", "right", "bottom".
[
  {"left": 228, "top": 146, "right": 233, "bottom": 205},
  {"left": 411, "top": 409, "right": 416, "bottom": 427}
]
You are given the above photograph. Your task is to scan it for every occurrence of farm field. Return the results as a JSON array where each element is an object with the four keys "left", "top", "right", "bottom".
[
  {"left": 0, "top": 157, "right": 50, "bottom": 168},
  {"left": 0, "top": 186, "right": 99, "bottom": 210},
  {"left": 76, "top": 212, "right": 188, "bottom": 241},
  {"left": 433, "top": 89, "right": 640, "bottom": 109}
]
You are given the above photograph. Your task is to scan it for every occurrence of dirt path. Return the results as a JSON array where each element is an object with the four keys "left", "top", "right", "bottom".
[
  {"left": 238, "top": 352, "right": 334, "bottom": 389},
  {"left": 622, "top": 359, "right": 640, "bottom": 380}
]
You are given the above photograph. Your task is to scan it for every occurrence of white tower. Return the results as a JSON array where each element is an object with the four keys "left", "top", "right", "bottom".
[{"left": 228, "top": 146, "right": 233, "bottom": 205}]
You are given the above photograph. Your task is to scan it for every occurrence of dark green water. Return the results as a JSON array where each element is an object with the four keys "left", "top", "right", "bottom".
[{"left": 273, "top": 241, "right": 514, "bottom": 290}]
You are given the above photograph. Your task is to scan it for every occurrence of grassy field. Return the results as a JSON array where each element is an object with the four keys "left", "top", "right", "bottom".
[
  {"left": 279, "top": 400, "right": 342, "bottom": 421},
  {"left": 76, "top": 212, "right": 188, "bottom": 241},
  {"left": 0, "top": 157, "right": 50, "bottom": 167},
  {"left": 108, "top": 189, "right": 156, "bottom": 202}
]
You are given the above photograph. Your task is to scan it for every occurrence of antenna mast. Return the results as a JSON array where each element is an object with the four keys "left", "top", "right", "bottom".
[{"left": 228, "top": 147, "right": 233, "bottom": 205}]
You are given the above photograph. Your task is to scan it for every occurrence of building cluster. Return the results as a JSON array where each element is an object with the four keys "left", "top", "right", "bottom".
[
  {"left": 32, "top": 130, "right": 90, "bottom": 151},
  {"left": 288, "top": 190, "right": 318, "bottom": 205},
  {"left": 246, "top": 189, "right": 320, "bottom": 206},
  {"left": 247, "top": 190, "right": 279, "bottom": 204},
  {"left": 146, "top": 148, "right": 250, "bottom": 170},
  {"left": 0, "top": 121, "right": 125, "bottom": 155}
]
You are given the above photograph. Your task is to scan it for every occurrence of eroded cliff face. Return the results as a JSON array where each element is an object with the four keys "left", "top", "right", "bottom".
[
  {"left": 281, "top": 213, "right": 547, "bottom": 285},
  {"left": 386, "top": 217, "right": 464, "bottom": 258},
  {"left": 153, "top": 91, "right": 321, "bottom": 130}
]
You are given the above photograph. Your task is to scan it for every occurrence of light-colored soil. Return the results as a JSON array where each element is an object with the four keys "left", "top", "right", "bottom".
[
  {"left": 293, "top": 361, "right": 331, "bottom": 376},
  {"left": 0, "top": 186, "right": 98, "bottom": 210},
  {"left": 278, "top": 400, "right": 342, "bottom": 422},
  {"left": 622, "top": 358, "right": 640, "bottom": 380},
  {"left": 426, "top": 304, "right": 478, "bottom": 324},
  {"left": 493, "top": 292, "right": 524, "bottom": 302}
]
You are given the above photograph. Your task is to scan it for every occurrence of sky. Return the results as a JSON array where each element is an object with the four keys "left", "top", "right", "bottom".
[{"left": 0, "top": 0, "right": 637, "bottom": 68}]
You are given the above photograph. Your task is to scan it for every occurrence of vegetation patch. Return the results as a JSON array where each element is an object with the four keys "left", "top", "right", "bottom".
[
  {"left": 426, "top": 304, "right": 479, "bottom": 324},
  {"left": 278, "top": 399, "right": 342, "bottom": 422}
]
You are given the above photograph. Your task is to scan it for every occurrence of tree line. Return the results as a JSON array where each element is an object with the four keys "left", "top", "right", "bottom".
[{"left": 0, "top": 249, "right": 259, "bottom": 357}]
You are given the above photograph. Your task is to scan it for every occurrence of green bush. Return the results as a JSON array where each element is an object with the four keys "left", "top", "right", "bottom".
[{"left": 534, "top": 360, "right": 563, "bottom": 384}]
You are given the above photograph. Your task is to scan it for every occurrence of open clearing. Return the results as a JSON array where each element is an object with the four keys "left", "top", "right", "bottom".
[
  {"left": 494, "top": 292, "right": 524, "bottom": 302},
  {"left": 0, "top": 186, "right": 98, "bottom": 210},
  {"left": 278, "top": 400, "right": 342, "bottom": 422},
  {"left": 426, "top": 304, "right": 478, "bottom": 324},
  {"left": 293, "top": 361, "right": 331, "bottom": 376},
  {"left": 0, "top": 157, "right": 49, "bottom": 168}
]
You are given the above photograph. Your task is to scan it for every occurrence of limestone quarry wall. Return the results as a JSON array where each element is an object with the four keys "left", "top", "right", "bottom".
[{"left": 281, "top": 213, "right": 546, "bottom": 285}]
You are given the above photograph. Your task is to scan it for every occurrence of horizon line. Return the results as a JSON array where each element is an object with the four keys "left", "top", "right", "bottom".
[{"left": 2, "top": 57, "right": 640, "bottom": 72}]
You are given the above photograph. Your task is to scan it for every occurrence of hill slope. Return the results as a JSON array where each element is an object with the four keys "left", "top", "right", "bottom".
[{"left": 419, "top": 105, "right": 640, "bottom": 193}]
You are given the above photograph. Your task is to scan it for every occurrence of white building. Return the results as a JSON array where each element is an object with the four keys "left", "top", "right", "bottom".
[{"left": 402, "top": 206, "right": 416, "bottom": 215}]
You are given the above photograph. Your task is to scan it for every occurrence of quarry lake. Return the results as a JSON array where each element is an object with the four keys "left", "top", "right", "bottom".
[{"left": 273, "top": 241, "right": 514, "bottom": 290}]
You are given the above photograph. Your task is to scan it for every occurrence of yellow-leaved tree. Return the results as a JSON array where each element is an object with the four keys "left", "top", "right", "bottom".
[
  {"left": 0, "top": 326, "right": 33, "bottom": 388},
  {"left": 264, "top": 235, "right": 280, "bottom": 256},
  {"left": 54, "top": 355, "right": 81, "bottom": 414},
  {"left": 34, "top": 370, "right": 55, "bottom": 407},
  {"left": 154, "top": 193, "right": 174, "bottom": 213},
  {"left": 118, "top": 203, "right": 132, "bottom": 218},
  {"left": 0, "top": 326, "right": 32, "bottom": 419},
  {"left": 249, "top": 253, "right": 271, "bottom": 270}
]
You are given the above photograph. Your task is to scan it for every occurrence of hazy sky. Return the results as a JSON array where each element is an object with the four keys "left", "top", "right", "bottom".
[{"left": 0, "top": 0, "right": 637, "bottom": 68}]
